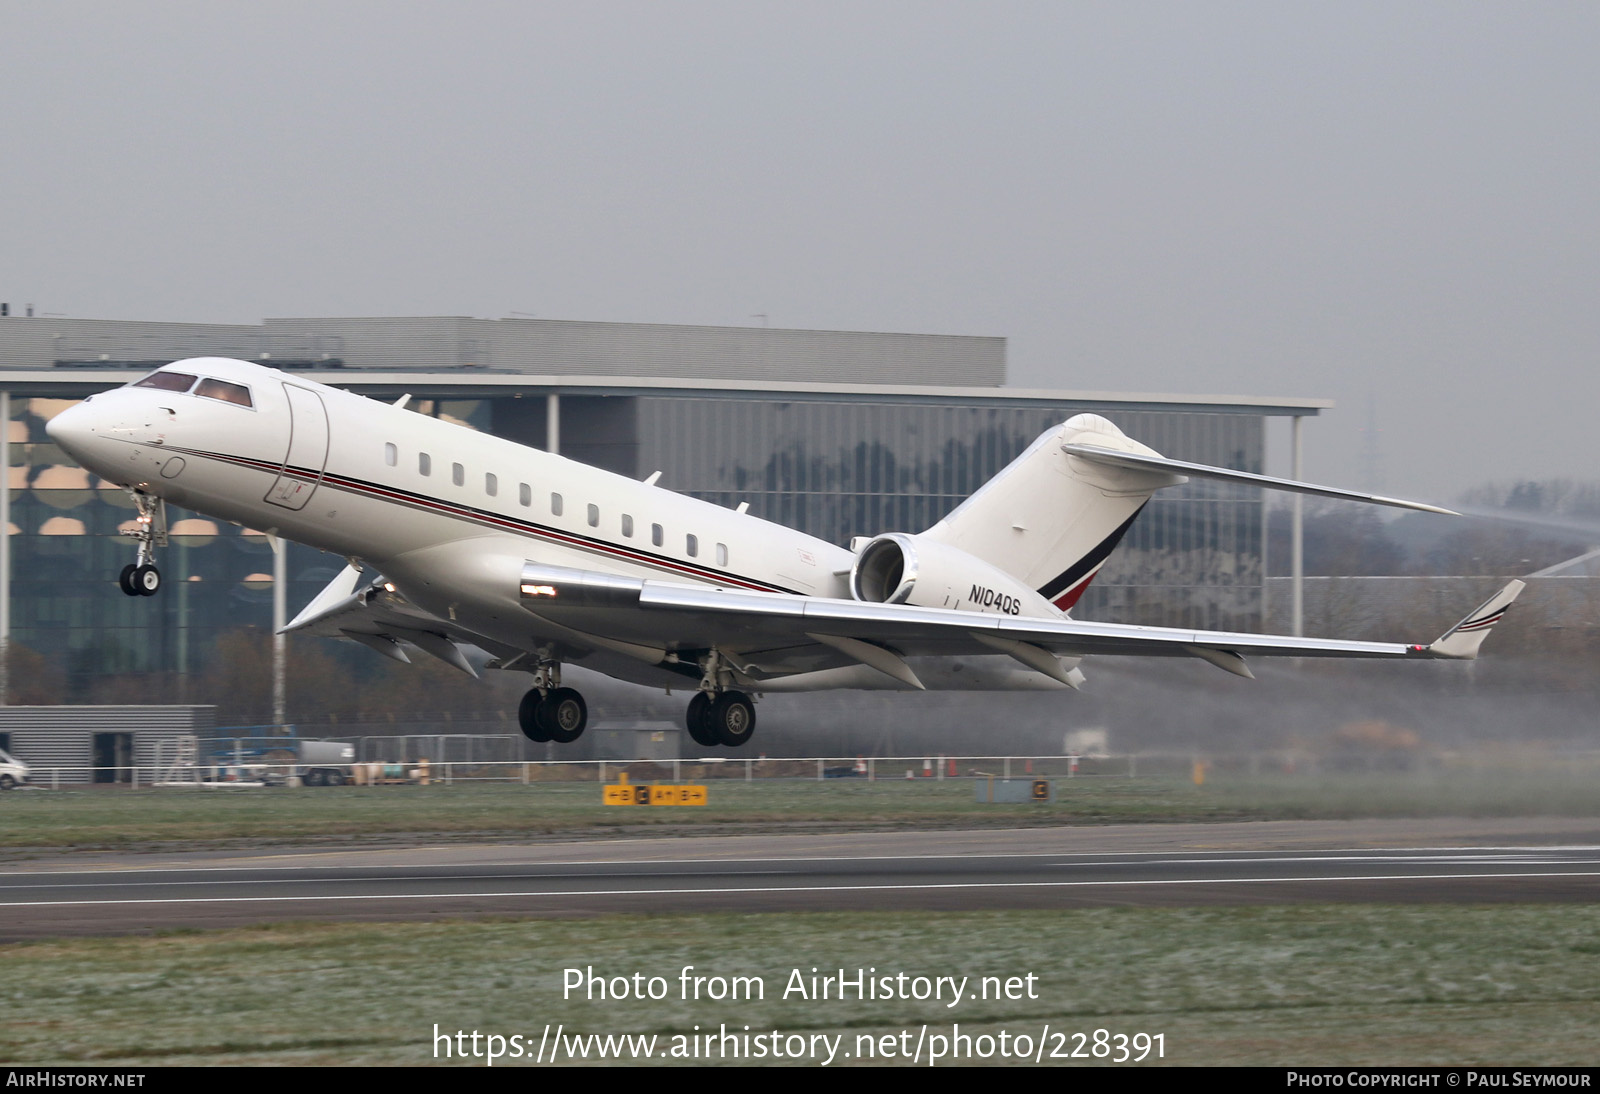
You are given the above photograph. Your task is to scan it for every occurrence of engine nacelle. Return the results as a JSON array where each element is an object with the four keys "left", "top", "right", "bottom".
[{"left": 849, "top": 533, "right": 1061, "bottom": 618}]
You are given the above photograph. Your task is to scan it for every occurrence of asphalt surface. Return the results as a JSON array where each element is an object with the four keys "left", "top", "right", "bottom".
[{"left": 5, "top": 818, "right": 1600, "bottom": 938}]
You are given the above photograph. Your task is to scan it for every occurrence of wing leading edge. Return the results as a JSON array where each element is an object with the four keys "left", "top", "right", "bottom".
[
  {"left": 287, "top": 559, "right": 1524, "bottom": 693},
  {"left": 519, "top": 561, "right": 1525, "bottom": 688},
  {"left": 631, "top": 578, "right": 1522, "bottom": 662}
]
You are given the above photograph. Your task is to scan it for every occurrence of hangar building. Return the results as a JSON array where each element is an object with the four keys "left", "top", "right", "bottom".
[{"left": 0, "top": 314, "right": 1325, "bottom": 689}]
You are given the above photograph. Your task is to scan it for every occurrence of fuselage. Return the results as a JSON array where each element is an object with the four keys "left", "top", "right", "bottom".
[{"left": 47, "top": 357, "right": 856, "bottom": 657}]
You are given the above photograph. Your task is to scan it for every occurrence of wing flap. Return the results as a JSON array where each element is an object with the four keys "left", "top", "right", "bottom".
[{"left": 634, "top": 579, "right": 1506, "bottom": 670}]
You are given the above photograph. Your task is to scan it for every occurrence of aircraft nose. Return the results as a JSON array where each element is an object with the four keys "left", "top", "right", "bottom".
[
  {"left": 46, "top": 400, "right": 84, "bottom": 441},
  {"left": 45, "top": 400, "right": 104, "bottom": 467}
]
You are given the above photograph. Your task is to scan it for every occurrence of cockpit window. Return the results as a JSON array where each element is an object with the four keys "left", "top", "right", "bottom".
[
  {"left": 133, "top": 371, "right": 198, "bottom": 393},
  {"left": 194, "top": 378, "right": 253, "bottom": 407}
]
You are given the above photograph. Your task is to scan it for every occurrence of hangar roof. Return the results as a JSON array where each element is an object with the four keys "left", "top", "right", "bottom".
[{"left": 0, "top": 315, "right": 1329, "bottom": 415}]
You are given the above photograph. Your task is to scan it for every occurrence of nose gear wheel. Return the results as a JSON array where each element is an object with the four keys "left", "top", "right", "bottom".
[{"left": 117, "top": 493, "right": 168, "bottom": 597}]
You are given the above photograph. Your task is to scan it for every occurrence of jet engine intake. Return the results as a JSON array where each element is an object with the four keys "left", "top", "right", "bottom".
[{"left": 848, "top": 533, "right": 1058, "bottom": 618}]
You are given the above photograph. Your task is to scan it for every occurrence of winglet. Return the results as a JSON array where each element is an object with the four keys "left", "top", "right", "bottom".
[
  {"left": 282, "top": 563, "right": 367, "bottom": 633},
  {"left": 1428, "top": 580, "right": 1526, "bottom": 660}
]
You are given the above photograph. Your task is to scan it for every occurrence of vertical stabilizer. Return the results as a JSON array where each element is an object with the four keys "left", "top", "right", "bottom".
[{"left": 923, "top": 415, "right": 1182, "bottom": 611}]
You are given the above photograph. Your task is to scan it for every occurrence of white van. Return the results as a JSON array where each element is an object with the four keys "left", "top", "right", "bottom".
[{"left": 0, "top": 747, "right": 30, "bottom": 790}]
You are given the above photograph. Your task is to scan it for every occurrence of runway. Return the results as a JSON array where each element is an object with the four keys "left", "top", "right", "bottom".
[{"left": 6, "top": 818, "right": 1600, "bottom": 939}]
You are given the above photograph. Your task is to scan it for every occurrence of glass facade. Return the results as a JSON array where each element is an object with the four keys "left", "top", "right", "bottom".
[
  {"left": 637, "top": 397, "right": 1266, "bottom": 630},
  {"left": 11, "top": 398, "right": 342, "bottom": 690}
]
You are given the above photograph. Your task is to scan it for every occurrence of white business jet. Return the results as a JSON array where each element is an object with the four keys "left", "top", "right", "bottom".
[{"left": 46, "top": 357, "right": 1524, "bottom": 749}]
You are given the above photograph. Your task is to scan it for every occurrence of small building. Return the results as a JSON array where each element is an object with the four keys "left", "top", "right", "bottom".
[
  {"left": 0, "top": 313, "right": 1330, "bottom": 696},
  {"left": 590, "top": 720, "right": 682, "bottom": 761},
  {"left": 0, "top": 705, "right": 215, "bottom": 784}
]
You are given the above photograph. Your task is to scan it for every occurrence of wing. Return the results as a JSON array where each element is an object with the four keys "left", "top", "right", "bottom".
[
  {"left": 519, "top": 562, "right": 1526, "bottom": 689},
  {"left": 283, "top": 562, "right": 696, "bottom": 689},
  {"left": 282, "top": 564, "right": 525, "bottom": 676}
]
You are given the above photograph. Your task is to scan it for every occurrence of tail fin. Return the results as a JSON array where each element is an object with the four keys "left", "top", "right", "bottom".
[
  {"left": 924, "top": 413, "right": 1454, "bottom": 615},
  {"left": 923, "top": 415, "right": 1180, "bottom": 611}
]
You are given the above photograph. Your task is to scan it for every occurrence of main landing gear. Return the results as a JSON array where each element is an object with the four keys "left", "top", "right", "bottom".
[
  {"left": 685, "top": 690, "right": 757, "bottom": 748},
  {"left": 683, "top": 649, "right": 757, "bottom": 749},
  {"left": 512, "top": 649, "right": 756, "bottom": 749},
  {"left": 117, "top": 492, "right": 167, "bottom": 597},
  {"left": 516, "top": 661, "right": 589, "bottom": 745}
]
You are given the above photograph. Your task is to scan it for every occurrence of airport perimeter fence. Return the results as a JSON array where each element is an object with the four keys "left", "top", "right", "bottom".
[
  {"left": 5, "top": 753, "right": 1122, "bottom": 789},
  {"left": 10, "top": 738, "right": 1591, "bottom": 790}
]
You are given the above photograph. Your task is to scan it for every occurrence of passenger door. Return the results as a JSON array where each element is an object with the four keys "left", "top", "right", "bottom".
[{"left": 265, "top": 384, "right": 330, "bottom": 510}]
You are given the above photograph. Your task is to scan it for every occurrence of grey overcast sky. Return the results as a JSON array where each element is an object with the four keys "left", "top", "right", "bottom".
[{"left": 2, "top": 1, "right": 1596, "bottom": 503}]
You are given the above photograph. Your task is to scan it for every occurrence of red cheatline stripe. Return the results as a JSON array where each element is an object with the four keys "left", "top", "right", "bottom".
[
  {"left": 1050, "top": 563, "right": 1106, "bottom": 610},
  {"left": 156, "top": 443, "right": 797, "bottom": 595},
  {"left": 1454, "top": 610, "right": 1506, "bottom": 633},
  {"left": 1036, "top": 504, "right": 1147, "bottom": 608}
]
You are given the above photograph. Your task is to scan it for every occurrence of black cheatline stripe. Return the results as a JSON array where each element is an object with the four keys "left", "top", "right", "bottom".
[
  {"left": 159, "top": 444, "right": 799, "bottom": 595},
  {"left": 1037, "top": 503, "right": 1148, "bottom": 601},
  {"left": 1455, "top": 611, "right": 1506, "bottom": 633}
]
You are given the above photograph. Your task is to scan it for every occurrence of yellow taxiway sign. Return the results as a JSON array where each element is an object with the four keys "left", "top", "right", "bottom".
[{"left": 603, "top": 783, "right": 707, "bottom": 806}]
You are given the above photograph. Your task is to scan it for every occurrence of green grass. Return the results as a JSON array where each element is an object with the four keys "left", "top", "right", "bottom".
[
  {"left": 6, "top": 906, "right": 1600, "bottom": 1066},
  {"left": 7, "top": 768, "right": 1600, "bottom": 851}
]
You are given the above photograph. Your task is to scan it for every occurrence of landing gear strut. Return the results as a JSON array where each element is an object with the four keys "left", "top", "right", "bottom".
[
  {"left": 117, "top": 492, "right": 166, "bottom": 597},
  {"left": 683, "top": 649, "right": 757, "bottom": 748},
  {"left": 515, "top": 661, "right": 589, "bottom": 745}
]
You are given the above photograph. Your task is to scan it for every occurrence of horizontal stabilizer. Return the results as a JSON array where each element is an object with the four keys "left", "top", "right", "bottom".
[
  {"left": 1061, "top": 443, "right": 1458, "bottom": 515},
  {"left": 1427, "top": 580, "right": 1526, "bottom": 660}
]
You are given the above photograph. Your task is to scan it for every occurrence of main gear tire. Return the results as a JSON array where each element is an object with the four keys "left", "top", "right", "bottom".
[
  {"left": 685, "top": 692, "right": 719, "bottom": 748},
  {"left": 709, "top": 691, "right": 756, "bottom": 748}
]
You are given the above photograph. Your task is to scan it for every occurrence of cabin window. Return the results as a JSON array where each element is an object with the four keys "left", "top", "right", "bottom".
[
  {"left": 621, "top": 514, "right": 634, "bottom": 538},
  {"left": 384, "top": 443, "right": 397, "bottom": 467},
  {"left": 716, "top": 542, "right": 728, "bottom": 567},
  {"left": 419, "top": 453, "right": 432, "bottom": 476},
  {"left": 194, "top": 378, "right": 253, "bottom": 407},
  {"left": 519, "top": 483, "right": 531, "bottom": 507},
  {"left": 133, "top": 371, "right": 197, "bottom": 393},
  {"left": 551, "top": 493, "right": 563, "bottom": 516},
  {"left": 485, "top": 472, "right": 498, "bottom": 497},
  {"left": 587, "top": 503, "right": 599, "bottom": 528},
  {"left": 686, "top": 534, "right": 699, "bottom": 557},
  {"left": 452, "top": 462, "right": 464, "bottom": 487},
  {"left": 651, "top": 523, "right": 664, "bottom": 547}
]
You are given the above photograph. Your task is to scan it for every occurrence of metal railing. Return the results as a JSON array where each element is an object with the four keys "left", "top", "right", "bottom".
[
  {"left": 0, "top": 754, "right": 1106, "bottom": 789},
  {"left": 5, "top": 748, "right": 1575, "bottom": 789}
]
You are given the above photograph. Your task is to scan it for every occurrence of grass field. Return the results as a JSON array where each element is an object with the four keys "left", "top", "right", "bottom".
[
  {"left": 6, "top": 906, "right": 1600, "bottom": 1066},
  {"left": 6, "top": 768, "right": 1600, "bottom": 851},
  {"left": 9, "top": 769, "right": 1600, "bottom": 1067}
]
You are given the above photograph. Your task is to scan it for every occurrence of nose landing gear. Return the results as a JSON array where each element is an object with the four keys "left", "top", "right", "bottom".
[
  {"left": 117, "top": 493, "right": 167, "bottom": 597},
  {"left": 118, "top": 563, "right": 161, "bottom": 597}
]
